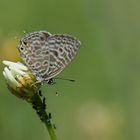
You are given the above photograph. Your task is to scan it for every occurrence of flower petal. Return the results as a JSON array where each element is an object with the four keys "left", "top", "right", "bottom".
[
  {"left": 3, "top": 60, "right": 28, "bottom": 71},
  {"left": 9, "top": 66, "right": 26, "bottom": 75},
  {"left": 4, "top": 67, "right": 20, "bottom": 87}
]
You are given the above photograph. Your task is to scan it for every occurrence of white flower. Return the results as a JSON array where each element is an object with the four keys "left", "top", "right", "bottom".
[{"left": 2, "top": 60, "right": 41, "bottom": 101}]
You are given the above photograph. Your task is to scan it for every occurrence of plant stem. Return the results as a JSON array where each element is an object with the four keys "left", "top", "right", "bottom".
[
  {"left": 45, "top": 122, "right": 57, "bottom": 140},
  {"left": 31, "top": 91, "right": 57, "bottom": 140}
]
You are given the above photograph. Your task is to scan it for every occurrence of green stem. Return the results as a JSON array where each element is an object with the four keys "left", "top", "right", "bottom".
[
  {"left": 45, "top": 120, "right": 57, "bottom": 140},
  {"left": 31, "top": 92, "right": 57, "bottom": 140}
]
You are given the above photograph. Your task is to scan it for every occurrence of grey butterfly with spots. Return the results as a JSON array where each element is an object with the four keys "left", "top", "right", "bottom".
[{"left": 17, "top": 31, "right": 81, "bottom": 84}]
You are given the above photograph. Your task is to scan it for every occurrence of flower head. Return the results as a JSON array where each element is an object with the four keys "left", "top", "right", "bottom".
[{"left": 2, "top": 60, "right": 41, "bottom": 101}]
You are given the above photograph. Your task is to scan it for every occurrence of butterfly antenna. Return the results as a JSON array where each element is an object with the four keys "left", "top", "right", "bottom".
[{"left": 54, "top": 77, "right": 75, "bottom": 82}]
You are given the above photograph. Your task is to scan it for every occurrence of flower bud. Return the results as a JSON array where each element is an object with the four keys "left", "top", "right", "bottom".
[{"left": 2, "top": 61, "right": 41, "bottom": 101}]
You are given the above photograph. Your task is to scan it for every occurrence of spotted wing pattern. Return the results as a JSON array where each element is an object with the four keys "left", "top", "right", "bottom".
[
  {"left": 43, "top": 34, "right": 81, "bottom": 80},
  {"left": 17, "top": 31, "right": 81, "bottom": 82},
  {"left": 18, "top": 31, "right": 51, "bottom": 81}
]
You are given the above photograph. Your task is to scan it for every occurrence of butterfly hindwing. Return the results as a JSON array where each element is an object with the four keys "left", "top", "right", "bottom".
[{"left": 19, "top": 31, "right": 51, "bottom": 81}]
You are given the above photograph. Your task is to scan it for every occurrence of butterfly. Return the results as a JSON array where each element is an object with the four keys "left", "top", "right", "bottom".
[{"left": 17, "top": 31, "right": 81, "bottom": 84}]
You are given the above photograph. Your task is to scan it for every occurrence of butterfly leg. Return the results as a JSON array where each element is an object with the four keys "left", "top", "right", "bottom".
[{"left": 47, "top": 78, "right": 56, "bottom": 85}]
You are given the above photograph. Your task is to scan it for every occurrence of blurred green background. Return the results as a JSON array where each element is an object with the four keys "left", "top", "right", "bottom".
[{"left": 0, "top": 0, "right": 140, "bottom": 140}]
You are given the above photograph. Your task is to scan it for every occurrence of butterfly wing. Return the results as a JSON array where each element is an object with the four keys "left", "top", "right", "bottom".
[
  {"left": 18, "top": 32, "right": 81, "bottom": 82},
  {"left": 43, "top": 34, "right": 81, "bottom": 80},
  {"left": 18, "top": 31, "right": 51, "bottom": 81}
]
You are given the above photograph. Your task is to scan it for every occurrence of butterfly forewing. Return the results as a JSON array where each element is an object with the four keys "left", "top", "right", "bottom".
[{"left": 43, "top": 34, "right": 81, "bottom": 80}]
